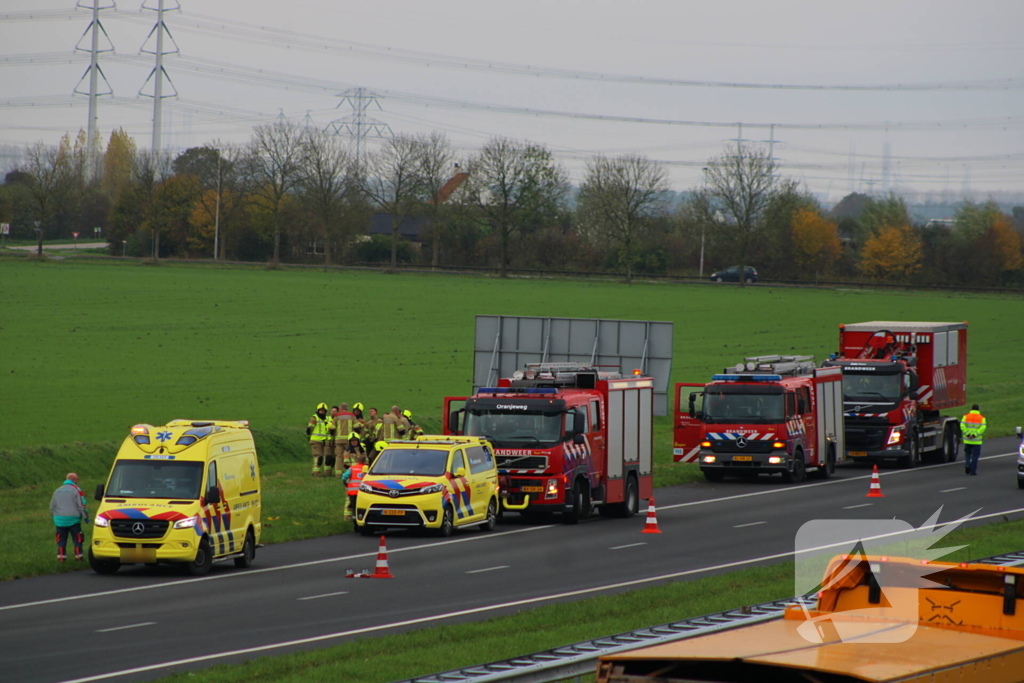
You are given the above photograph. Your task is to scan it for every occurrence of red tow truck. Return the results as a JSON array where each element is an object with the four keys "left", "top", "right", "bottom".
[
  {"left": 444, "top": 363, "right": 654, "bottom": 523},
  {"left": 822, "top": 321, "right": 968, "bottom": 467},
  {"left": 673, "top": 355, "right": 845, "bottom": 483}
]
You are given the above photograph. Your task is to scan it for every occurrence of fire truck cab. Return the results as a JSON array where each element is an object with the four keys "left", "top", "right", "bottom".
[
  {"left": 674, "top": 356, "right": 844, "bottom": 484},
  {"left": 445, "top": 363, "right": 654, "bottom": 523}
]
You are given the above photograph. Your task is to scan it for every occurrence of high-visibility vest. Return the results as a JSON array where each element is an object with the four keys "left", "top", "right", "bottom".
[
  {"left": 378, "top": 415, "right": 400, "bottom": 440},
  {"left": 346, "top": 463, "right": 366, "bottom": 495},
  {"left": 960, "top": 410, "right": 987, "bottom": 445},
  {"left": 334, "top": 412, "right": 357, "bottom": 437},
  {"left": 309, "top": 414, "right": 332, "bottom": 442}
]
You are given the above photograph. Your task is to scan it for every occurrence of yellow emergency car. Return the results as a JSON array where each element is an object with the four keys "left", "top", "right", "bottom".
[
  {"left": 355, "top": 436, "right": 500, "bottom": 537},
  {"left": 89, "top": 420, "right": 261, "bottom": 575}
]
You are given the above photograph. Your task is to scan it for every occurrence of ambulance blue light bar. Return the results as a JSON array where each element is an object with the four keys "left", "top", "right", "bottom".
[
  {"left": 712, "top": 374, "right": 783, "bottom": 382},
  {"left": 479, "top": 387, "right": 559, "bottom": 394}
]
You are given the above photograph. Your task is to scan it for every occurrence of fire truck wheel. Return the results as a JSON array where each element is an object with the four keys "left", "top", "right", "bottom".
[
  {"left": 563, "top": 480, "right": 583, "bottom": 525},
  {"left": 437, "top": 507, "right": 454, "bottom": 537},
  {"left": 703, "top": 469, "right": 725, "bottom": 483},
  {"left": 943, "top": 424, "right": 961, "bottom": 463},
  {"left": 901, "top": 437, "right": 920, "bottom": 469},
  {"left": 481, "top": 499, "right": 498, "bottom": 532},
  {"left": 620, "top": 475, "right": 639, "bottom": 517},
  {"left": 782, "top": 456, "right": 806, "bottom": 484},
  {"left": 813, "top": 447, "right": 836, "bottom": 480}
]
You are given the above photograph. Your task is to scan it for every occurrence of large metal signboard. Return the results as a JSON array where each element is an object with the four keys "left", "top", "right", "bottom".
[{"left": 473, "top": 315, "right": 674, "bottom": 415}]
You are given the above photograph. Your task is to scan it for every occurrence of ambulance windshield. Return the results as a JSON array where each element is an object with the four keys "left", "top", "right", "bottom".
[
  {"left": 106, "top": 460, "right": 204, "bottom": 499},
  {"left": 703, "top": 390, "right": 785, "bottom": 424},
  {"left": 371, "top": 448, "right": 449, "bottom": 476},
  {"left": 464, "top": 409, "right": 564, "bottom": 445}
]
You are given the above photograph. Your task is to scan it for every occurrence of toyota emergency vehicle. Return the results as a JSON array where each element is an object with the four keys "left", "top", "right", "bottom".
[
  {"left": 823, "top": 322, "right": 967, "bottom": 467},
  {"left": 89, "top": 420, "right": 261, "bottom": 575},
  {"left": 674, "top": 355, "right": 844, "bottom": 483},
  {"left": 445, "top": 363, "right": 654, "bottom": 522},
  {"left": 354, "top": 436, "right": 506, "bottom": 536}
]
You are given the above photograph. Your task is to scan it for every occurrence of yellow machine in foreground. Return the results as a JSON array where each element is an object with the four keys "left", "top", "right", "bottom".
[
  {"left": 598, "top": 555, "right": 1024, "bottom": 683},
  {"left": 90, "top": 420, "right": 261, "bottom": 575}
]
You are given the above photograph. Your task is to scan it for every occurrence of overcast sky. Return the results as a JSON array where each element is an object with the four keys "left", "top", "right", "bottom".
[{"left": 2, "top": 0, "right": 1023, "bottom": 202}]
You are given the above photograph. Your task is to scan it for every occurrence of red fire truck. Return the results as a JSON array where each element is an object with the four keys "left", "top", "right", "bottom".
[
  {"left": 822, "top": 321, "right": 968, "bottom": 467},
  {"left": 444, "top": 363, "right": 654, "bottom": 523},
  {"left": 673, "top": 355, "right": 845, "bottom": 483}
]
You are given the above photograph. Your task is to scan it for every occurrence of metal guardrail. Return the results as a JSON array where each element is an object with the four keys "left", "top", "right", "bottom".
[{"left": 394, "top": 549, "right": 1024, "bottom": 683}]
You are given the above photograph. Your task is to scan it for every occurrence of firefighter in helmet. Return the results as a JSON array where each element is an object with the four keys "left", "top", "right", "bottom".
[
  {"left": 332, "top": 403, "right": 359, "bottom": 475},
  {"left": 403, "top": 409, "right": 423, "bottom": 440},
  {"left": 337, "top": 432, "right": 364, "bottom": 477},
  {"left": 306, "top": 402, "right": 335, "bottom": 476}
]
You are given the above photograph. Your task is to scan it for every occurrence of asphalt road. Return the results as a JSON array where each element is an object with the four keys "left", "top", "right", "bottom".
[{"left": 2, "top": 436, "right": 1022, "bottom": 683}]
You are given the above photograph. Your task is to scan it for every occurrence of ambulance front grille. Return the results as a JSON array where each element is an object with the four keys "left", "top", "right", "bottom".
[{"left": 110, "top": 519, "right": 169, "bottom": 539}]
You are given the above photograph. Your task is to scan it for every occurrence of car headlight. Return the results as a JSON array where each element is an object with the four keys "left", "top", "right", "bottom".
[
  {"left": 94, "top": 515, "right": 110, "bottom": 527},
  {"left": 359, "top": 483, "right": 374, "bottom": 493},
  {"left": 174, "top": 515, "right": 199, "bottom": 529},
  {"left": 420, "top": 483, "right": 445, "bottom": 495},
  {"left": 887, "top": 426, "right": 904, "bottom": 445}
]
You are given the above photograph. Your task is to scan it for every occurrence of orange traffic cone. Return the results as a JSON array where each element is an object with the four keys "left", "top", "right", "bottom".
[
  {"left": 641, "top": 497, "right": 662, "bottom": 534},
  {"left": 371, "top": 535, "right": 394, "bottom": 578},
  {"left": 866, "top": 465, "right": 884, "bottom": 498}
]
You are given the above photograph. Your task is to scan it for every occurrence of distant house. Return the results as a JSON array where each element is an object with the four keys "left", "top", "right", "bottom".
[{"left": 367, "top": 170, "right": 470, "bottom": 243}]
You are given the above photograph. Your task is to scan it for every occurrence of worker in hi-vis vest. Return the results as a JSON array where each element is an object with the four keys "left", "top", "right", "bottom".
[
  {"left": 960, "top": 403, "right": 987, "bottom": 476},
  {"left": 307, "top": 402, "right": 335, "bottom": 476}
]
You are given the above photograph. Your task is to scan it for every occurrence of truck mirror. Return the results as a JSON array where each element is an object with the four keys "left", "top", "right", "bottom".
[
  {"left": 448, "top": 411, "right": 462, "bottom": 435},
  {"left": 573, "top": 411, "right": 585, "bottom": 435},
  {"left": 908, "top": 390, "right": 918, "bottom": 400},
  {"left": 453, "top": 467, "right": 467, "bottom": 478},
  {"left": 688, "top": 393, "right": 697, "bottom": 419},
  {"left": 94, "top": 484, "right": 104, "bottom": 501},
  {"left": 205, "top": 486, "right": 221, "bottom": 505},
  {"left": 572, "top": 433, "right": 585, "bottom": 445}
]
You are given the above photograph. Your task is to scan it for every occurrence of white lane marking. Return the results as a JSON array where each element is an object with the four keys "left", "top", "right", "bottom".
[
  {"left": 609, "top": 542, "right": 647, "bottom": 550},
  {"left": 297, "top": 591, "right": 349, "bottom": 601},
  {"left": 0, "top": 525, "right": 554, "bottom": 613},
  {"left": 941, "top": 487, "right": 967, "bottom": 493},
  {"left": 9, "top": 450, "right": 1017, "bottom": 615},
  {"left": 59, "top": 504, "right": 1024, "bottom": 683},
  {"left": 96, "top": 622, "right": 155, "bottom": 633},
  {"left": 843, "top": 503, "right": 874, "bottom": 510},
  {"left": 659, "top": 450, "right": 1017, "bottom": 513},
  {"left": 465, "top": 566, "right": 508, "bottom": 574},
  {"left": 733, "top": 521, "right": 766, "bottom": 528}
]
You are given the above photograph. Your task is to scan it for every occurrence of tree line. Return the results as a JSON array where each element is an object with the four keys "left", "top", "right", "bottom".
[{"left": 2, "top": 124, "right": 1022, "bottom": 287}]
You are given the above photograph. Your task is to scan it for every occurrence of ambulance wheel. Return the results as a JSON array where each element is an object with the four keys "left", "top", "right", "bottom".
[
  {"left": 234, "top": 529, "right": 256, "bottom": 568},
  {"left": 88, "top": 549, "right": 120, "bottom": 575},
  {"left": 437, "top": 507, "right": 454, "bottom": 537},
  {"left": 703, "top": 469, "right": 725, "bottom": 483},
  {"left": 358, "top": 523, "right": 377, "bottom": 537},
  {"left": 187, "top": 538, "right": 213, "bottom": 576},
  {"left": 783, "top": 456, "right": 806, "bottom": 484},
  {"left": 481, "top": 499, "right": 498, "bottom": 532},
  {"left": 563, "top": 480, "right": 583, "bottom": 525},
  {"left": 943, "top": 424, "right": 961, "bottom": 463}
]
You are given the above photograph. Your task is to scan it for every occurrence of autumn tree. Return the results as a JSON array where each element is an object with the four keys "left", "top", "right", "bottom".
[
  {"left": 300, "top": 129, "right": 355, "bottom": 265},
  {"left": 951, "top": 200, "right": 1024, "bottom": 283},
  {"left": 791, "top": 207, "right": 842, "bottom": 283},
  {"left": 987, "top": 213, "right": 1024, "bottom": 274},
  {"left": 414, "top": 131, "right": 457, "bottom": 269},
  {"left": 245, "top": 121, "right": 306, "bottom": 265},
  {"left": 859, "top": 193, "right": 911, "bottom": 238},
  {"left": 858, "top": 223, "right": 923, "bottom": 281},
  {"left": 577, "top": 153, "right": 669, "bottom": 283},
  {"left": 692, "top": 144, "right": 790, "bottom": 285},
  {"left": 364, "top": 134, "right": 423, "bottom": 270},
  {"left": 467, "top": 137, "right": 568, "bottom": 277},
  {"left": 102, "top": 128, "right": 137, "bottom": 205}
]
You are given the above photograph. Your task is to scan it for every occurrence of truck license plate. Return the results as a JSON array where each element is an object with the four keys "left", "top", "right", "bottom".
[
  {"left": 850, "top": 451, "right": 867, "bottom": 457},
  {"left": 521, "top": 486, "right": 543, "bottom": 493},
  {"left": 382, "top": 509, "right": 405, "bottom": 516},
  {"left": 733, "top": 456, "right": 753, "bottom": 462}
]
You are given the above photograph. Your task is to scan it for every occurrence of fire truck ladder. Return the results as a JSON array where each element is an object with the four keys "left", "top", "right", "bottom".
[
  {"left": 393, "top": 549, "right": 1024, "bottom": 683},
  {"left": 731, "top": 355, "right": 816, "bottom": 377}
]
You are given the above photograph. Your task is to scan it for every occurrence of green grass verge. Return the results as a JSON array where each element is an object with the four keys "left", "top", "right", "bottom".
[{"left": 150, "top": 518, "right": 1024, "bottom": 683}]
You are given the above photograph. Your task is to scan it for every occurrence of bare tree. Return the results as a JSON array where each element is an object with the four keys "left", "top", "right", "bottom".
[
  {"left": 578, "top": 153, "right": 669, "bottom": 283},
  {"left": 695, "top": 144, "right": 788, "bottom": 285},
  {"left": 246, "top": 121, "right": 306, "bottom": 265},
  {"left": 468, "top": 137, "right": 568, "bottom": 278},
  {"left": 364, "top": 134, "right": 422, "bottom": 269},
  {"left": 414, "top": 132, "right": 457, "bottom": 269},
  {"left": 23, "top": 141, "right": 73, "bottom": 256},
  {"left": 301, "top": 129, "right": 354, "bottom": 266},
  {"left": 132, "top": 149, "right": 172, "bottom": 259}
]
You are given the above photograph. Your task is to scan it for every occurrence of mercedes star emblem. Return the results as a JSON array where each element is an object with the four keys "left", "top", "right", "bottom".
[
  {"left": 735, "top": 437, "right": 748, "bottom": 449},
  {"left": 132, "top": 522, "right": 146, "bottom": 535}
]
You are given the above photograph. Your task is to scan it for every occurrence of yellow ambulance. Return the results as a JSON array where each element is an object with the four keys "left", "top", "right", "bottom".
[{"left": 89, "top": 420, "right": 261, "bottom": 575}]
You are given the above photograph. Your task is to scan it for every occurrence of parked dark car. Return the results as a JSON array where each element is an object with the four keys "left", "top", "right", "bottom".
[{"left": 710, "top": 266, "right": 758, "bottom": 283}]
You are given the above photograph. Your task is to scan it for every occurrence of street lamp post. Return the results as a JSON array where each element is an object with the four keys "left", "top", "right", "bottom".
[
  {"left": 34, "top": 220, "right": 42, "bottom": 257},
  {"left": 122, "top": 240, "right": 127, "bottom": 257}
]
